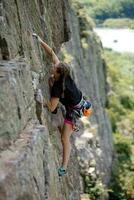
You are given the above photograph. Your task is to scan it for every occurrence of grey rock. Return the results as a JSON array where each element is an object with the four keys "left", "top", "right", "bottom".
[{"left": 0, "top": 0, "right": 113, "bottom": 199}]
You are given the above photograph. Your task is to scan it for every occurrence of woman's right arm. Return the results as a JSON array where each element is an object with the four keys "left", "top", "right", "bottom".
[
  {"left": 40, "top": 39, "right": 60, "bottom": 65},
  {"left": 33, "top": 33, "right": 60, "bottom": 65}
]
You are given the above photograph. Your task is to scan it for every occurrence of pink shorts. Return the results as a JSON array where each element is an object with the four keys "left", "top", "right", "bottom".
[{"left": 64, "top": 119, "right": 73, "bottom": 125}]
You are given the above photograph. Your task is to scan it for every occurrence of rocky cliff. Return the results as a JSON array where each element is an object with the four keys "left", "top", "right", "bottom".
[{"left": 0, "top": 0, "right": 113, "bottom": 200}]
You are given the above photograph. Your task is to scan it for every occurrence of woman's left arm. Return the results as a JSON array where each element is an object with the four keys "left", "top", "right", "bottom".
[{"left": 44, "top": 97, "right": 59, "bottom": 112}]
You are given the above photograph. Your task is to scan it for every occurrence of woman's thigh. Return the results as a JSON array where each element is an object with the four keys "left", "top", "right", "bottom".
[{"left": 62, "top": 123, "right": 73, "bottom": 139}]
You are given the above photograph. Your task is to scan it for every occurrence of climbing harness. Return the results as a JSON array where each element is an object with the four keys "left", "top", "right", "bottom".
[
  {"left": 66, "top": 97, "right": 92, "bottom": 131},
  {"left": 71, "top": 97, "right": 92, "bottom": 119},
  {"left": 82, "top": 100, "right": 92, "bottom": 117}
]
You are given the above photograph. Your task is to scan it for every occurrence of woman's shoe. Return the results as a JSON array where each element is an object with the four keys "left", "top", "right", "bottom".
[{"left": 58, "top": 167, "right": 67, "bottom": 177}]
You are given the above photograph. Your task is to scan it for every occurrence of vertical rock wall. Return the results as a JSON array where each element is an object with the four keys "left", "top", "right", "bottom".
[
  {"left": 0, "top": 0, "right": 113, "bottom": 200},
  {"left": 0, "top": 1, "right": 81, "bottom": 200}
]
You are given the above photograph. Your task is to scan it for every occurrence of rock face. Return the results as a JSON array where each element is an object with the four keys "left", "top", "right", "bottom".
[
  {"left": 0, "top": 0, "right": 113, "bottom": 200},
  {"left": 0, "top": 121, "right": 80, "bottom": 200},
  {"left": 0, "top": 60, "right": 35, "bottom": 150}
]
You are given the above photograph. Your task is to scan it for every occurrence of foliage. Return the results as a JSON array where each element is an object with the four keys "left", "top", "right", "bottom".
[
  {"left": 108, "top": 133, "right": 134, "bottom": 200},
  {"left": 105, "top": 51, "right": 134, "bottom": 133},
  {"left": 117, "top": 112, "right": 134, "bottom": 137},
  {"left": 114, "top": 133, "right": 132, "bottom": 159},
  {"left": 73, "top": 0, "right": 134, "bottom": 27},
  {"left": 104, "top": 49, "right": 134, "bottom": 199},
  {"left": 120, "top": 93, "right": 134, "bottom": 110},
  {"left": 84, "top": 175, "right": 106, "bottom": 200},
  {"left": 103, "top": 18, "right": 134, "bottom": 29},
  {"left": 72, "top": 0, "right": 95, "bottom": 31},
  {"left": 120, "top": 0, "right": 134, "bottom": 18},
  {"left": 60, "top": 48, "right": 73, "bottom": 64}
]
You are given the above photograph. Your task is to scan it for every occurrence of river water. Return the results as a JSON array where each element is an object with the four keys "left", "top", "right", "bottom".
[{"left": 94, "top": 28, "right": 134, "bottom": 53}]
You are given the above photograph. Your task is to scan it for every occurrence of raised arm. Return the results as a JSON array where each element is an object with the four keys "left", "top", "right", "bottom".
[{"left": 32, "top": 33, "right": 60, "bottom": 65}]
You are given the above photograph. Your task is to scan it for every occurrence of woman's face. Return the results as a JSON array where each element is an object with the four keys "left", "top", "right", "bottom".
[{"left": 50, "top": 64, "right": 60, "bottom": 81}]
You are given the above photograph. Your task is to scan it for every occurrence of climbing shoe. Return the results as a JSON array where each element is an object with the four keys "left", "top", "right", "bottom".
[{"left": 58, "top": 167, "right": 67, "bottom": 177}]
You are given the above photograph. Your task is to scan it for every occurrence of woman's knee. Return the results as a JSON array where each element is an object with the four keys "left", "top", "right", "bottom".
[
  {"left": 61, "top": 134, "right": 70, "bottom": 144},
  {"left": 61, "top": 124, "right": 73, "bottom": 143}
]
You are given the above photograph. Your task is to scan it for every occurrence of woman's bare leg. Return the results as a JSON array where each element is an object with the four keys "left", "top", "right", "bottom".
[{"left": 61, "top": 123, "right": 73, "bottom": 169}]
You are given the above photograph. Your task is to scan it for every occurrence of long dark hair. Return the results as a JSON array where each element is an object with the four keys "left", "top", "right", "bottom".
[{"left": 56, "top": 62, "right": 71, "bottom": 98}]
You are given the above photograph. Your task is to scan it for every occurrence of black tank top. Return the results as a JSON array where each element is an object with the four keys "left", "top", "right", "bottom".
[{"left": 51, "top": 75, "right": 82, "bottom": 107}]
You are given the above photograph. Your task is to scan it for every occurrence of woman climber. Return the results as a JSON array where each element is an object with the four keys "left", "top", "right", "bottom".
[{"left": 32, "top": 33, "right": 92, "bottom": 177}]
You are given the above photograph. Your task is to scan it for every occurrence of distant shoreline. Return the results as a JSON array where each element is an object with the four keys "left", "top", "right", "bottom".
[{"left": 94, "top": 28, "right": 134, "bottom": 53}]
